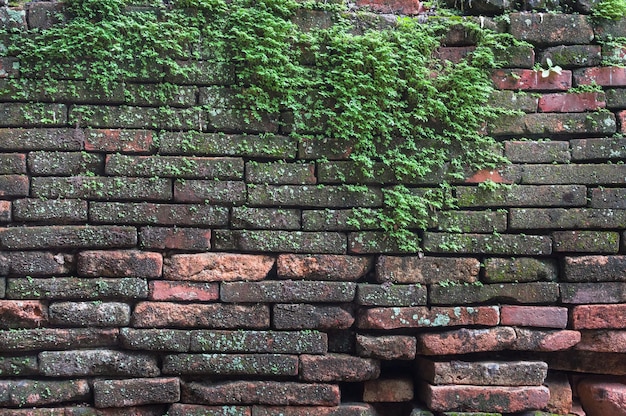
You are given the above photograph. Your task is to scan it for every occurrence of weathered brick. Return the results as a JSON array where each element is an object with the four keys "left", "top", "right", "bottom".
[
  {"left": 49, "top": 301, "right": 130, "bottom": 327},
  {"left": 538, "top": 92, "right": 605, "bottom": 112},
  {"left": 0, "top": 200, "right": 9, "bottom": 222},
  {"left": 84, "top": 129, "right": 155, "bottom": 153},
  {"left": 348, "top": 231, "right": 418, "bottom": 254},
  {"left": 77, "top": 250, "right": 161, "bottom": 278},
  {"left": 0, "top": 57, "right": 18, "bottom": 79},
  {"left": 0, "top": 174, "right": 28, "bottom": 197},
  {"left": 120, "top": 328, "right": 190, "bottom": 352},
  {"left": 13, "top": 198, "right": 88, "bottom": 223},
  {"left": 32, "top": 176, "right": 172, "bottom": 200},
  {"left": 510, "top": 208, "right": 626, "bottom": 229},
  {"left": 0, "top": 355, "right": 38, "bottom": 376},
  {"left": 376, "top": 256, "right": 480, "bottom": 285},
  {"left": 94, "top": 378, "right": 180, "bottom": 408},
  {"left": 318, "top": 161, "right": 450, "bottom": 186},
  {"left": 221, "top": 281, "right": 355, "bottom": 303},
  {"left": 416, "top": 358, "right": 548, "bottom": 386},
  {"left": 0, "top": 328, "right": 118, "bottom": 352},
  {"left": 327, "top": 331, "right": 354, "bottom": 354},
  {"left": 354, "top": 0, "right": 424, "bottom": 14},
  {"left": 488, "top": 91, "right": 538, "bottom": 112},
  {"left": 423, "top": 233, "right": 552, "bottom": 255},
  {"left": 0, "top": 379, "right": 90, "bottom": 407},
  {"left": 28, "top": 151, "right": 103, "bottom": 176},
  {"left": 512, "top": 328, "right": 581, "bottom": 351},
  {"left": 164, "top": 252, "right": 274, "bottom": 282},
  {"left": 501, "top": 305, "right": 568, "bottom": 328},
  {"left": 132, "top": 302, "right": 270, "bottom": 329},
  {"left": 149, "top": 281, "right": 218, "bottom": 302},
  {"left": 209, "top": 108, "right": 278, "bottom": 133},
  {"left": 125, "top": 83, "right": 196, "bottom": 106},
  {"left": 182, "top": 380, "right": 340, "bottom": 406},
  {"left": 546, "top": 350, "right": 626, "bottom": 375},
  {"left": 591, "top": 187, "right": 626, "bottom": 209},
  {"left": 168, "top": 404, "right": 251, "bottom": 416},
  {"left": 618, "top": 109, "right": 626, "bottom": 133},
  {"left": 2, "top": 251, "right": 72, "bottom": 276},
  {"left": 356, "top": 283, "right": 426, "bottom": 306},
  {"left": 430, "top": 282, "right": 559, "bottom": 305},
  {"left": 174, "top": 180, "right": 245, "bottom": 205},
  {"left": 0, "top": 153, "right": 25, "bottom": 174},
  {"left": 522, "top": 164, "right": 626, "bottom": 185},
  {"left": 251, "top": 404, "right": 377, "bottom": 416},
  {"left": 7, "top": 277, "right": 148, "bottom": 300},
  {"left": 575, "top": 66, "right": 626, "bottom": 86},
  {"left": 607, "top": 88, "right": 626, "bottom": 108},
  {"left": 363, "top": 378, "right": 414, "bottom": 403},
  {"left": 561, "top": 282, "right": 626, "bottom": 304},
  {"left": 189, "top": 330, "right": 327, "bottom": 354},
  {"left": 70, "top": 105, "right": 205, "bottom": 130},
  {"left": 277, "top": 254, "right": 371, "bottom": 281},
  {"left": 297, "top": 137, "right": 353, "bottom": 160},
  {"left": 417, "top": 327, "right": 516, "bottom": 355},
  {"left": 489, "top": 112, "right": 616, "bottom": 136},
  {"left": 273, "top": 303, "right": 354, "bottom": 330},
  {"left": 0, "top": 300, "right": 47, "bottom": 329},
  {"left": 215, "top": 230, "right": 346, "bottom": 254},
  {"left": 456, "top": 184, "right": 586, "bottom": 207},
  {"left": 539, "top": 45, "right": 602, "bottom": 68},
  {"left": 492, "top": 69, "right": 571, "bottom": 91},
  {"left": 39, "top": 350, "right": 159, "bottom": 377},
  {"left": 106, "top": 155, "right": 243, "bottom": 179},
  {"left": 356, "top": 334, "right": 416, "bottom": 360},
  {"left": 248, "top": 184, "right": 382, "bottom": 208},
  {"left": 554, "top": 231, "right": 620, "bottom": 253},
  {"left": 436, "top": 210, "right": 507, "bottom": 233},
  {"left": 140, "top": 227, "right": 212, "bottom": 250},
  {"left": 0, "top": 128, "right": 83, "bottom": 151},
  {"left": 0, "top": 225, "right": 137, "bottom": 249},
  {"left": 420, "top": 383, "right": 550, "bottom": 413},
  {"left": 572, "top": 304, "right": 626, "bottom": 329},
  {"left": 577, "top": 380, "right": 626, "bottom": 416},
  {"left": 165, "top": 59, "right": 233, "bottom": 85},
  {"left": 0, "top": 407, "right": 165, "bottom": 416},
  {"left": 299, "top": 353, "right": 379, "bottom": 382},
  {"left": 576, "top": 330, "right": 626, "bottom": 352},
  {"left": 509, "top": 13, "right": 593, "bottom": 45},
  {"left": 564, "top": 255, "right": 626, "bottom": 282},
  {"left": 483, "top": 257, "right": 558, "bottom": 283},
  {"left": 0, "top": 78, "right": 123, "bottom": 103},
  {"left": 246, "top": 161, "right": 315, "bottom": 184},
  {"left": 594, "top": 16, "right": 626, "bottom": 40},
  {"left": 505, "top": 140, "right": 570, "bottom": 164},
  {"left": 357, "top": 306, "right": 500, "bottom": 330},
  {"left": 164, "top": 354, "right": 297, "bottom": 376},
  {"left": 90, "top": 202, "right": 228, "bottom": 226},
  {"left": 232, "top": 207, "right": 301, "bottom": 230},
  {"left": 0, "top": 103, "right": 67, "bottom": 127},
  {"left": 543, "top": 373, "right": 573, "bottom": 415}
]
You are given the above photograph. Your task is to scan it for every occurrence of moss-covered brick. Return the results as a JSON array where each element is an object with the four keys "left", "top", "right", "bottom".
[
  {"left": 0, "top": 128, "right": 83, "bottom": 151},
  {"left": 0, "top": 201, "right": 8, "bottom": 223},
  {"left": 436, "top": 210, "right": 507, "bottom": 233},
  {"left": 246, "top": 161, "right": 316, "bottom": 185},
  {"left": 189, "top": 330, "right": 327, "bottom": 354},
  {"left": 0, "top": 57, "right": 18, "bottom": 78},
  {"left": 0, "top": 225, "right": 137, "bottom": 249},
  {"left": 299, "top": 353, "right": 380, "bottom": 382},
  {"left": 49, "top": 301, "right": 130, "bottom": 327},
  {"left": 69, "top": 105, "right": 206, "bottom": 130},
  {"left": 591, "top": 188, "right": 626, "bottom": 209},
  {"left": 221, "top": 281, "right": 356, "bottom": 303},
  {"left": 3, "top": 251, "right": 73, "bottom": 277},
  {"left": 248, "top": 184, "right": 382, "bottom": 208},
  {"left": 356, "top": 306, "right": 500, "bottom": 330},
  {"left": 0, "top": 379, "right": 90, "bottom": 408},
  {"left": 491, "top": 69, "right": 572, "bottom": 91},
  {"left": 231, "top": 207, "right": 301, "bottom": 230},
  {"left": 510, "top": 208, "right": 626, "bottom": 229},
  {"left": 105, "top": 154, "right": 243, "bottom": 179},
  {"left": 456, "top": 185, "right": 587, "bottom": 207},
  {"left": 0, "top": 8, "right": 26, "bottom": 30},
  {"left": 0, "top": 174, "right": 28, "bottom": 197},
  {"left": 539, "top": 45, "right": 602, "bottom": 68},
  {"left": 174, "top": 180, "right": 245, "bottom": 205},
  {"left": 31, "top": 176, "right": 172, "bottom": 200},
  {"left": 571, "top": 137, "right": 626, "bottom": 161},
  {"left": 487, "top": 91, "right": 538, "bottom": 112},
  {"left": 120, "top": 328, "right": 191, "bottom": 352},
  {"left": 198, "top": 86, "right": 243, "bottom": 108},
  {"left": 273, "top": 303, "right": 354, "bottom": 330},
  {"left": 168, "top": 404, "right": 252, "bottom": 416},
  {"left": 208, "top": 108, "right": 278, "bottom": 134},
  {"left": 489, "top": 112, "right": 616, "bottom": 136},
  {"left": 140, "top": 227, "right": 212, "bottom": 250},
  {"left": 39, "top": 349, "right": 160, "bottom": 377},
  {"left": 302, "top": 209, "right": 383, "bottom": 231},
  {"left": 124, "top": 83, "right": 197, "bottom": 107},
  {"left": 25, "top": 1, "right": 67, "bottom": 30},
  {"left": 159, "top": 131, "right": 297, "bottom": 159},
  {"left": 575, "top": 67, "right": 626, "bottom": 87},
  {"left": 493, "top": 44, "right": 535, "bottom": 68},
  {"left": 318, "top": 161, "right": 449, "bottom": 185},
  {"left": 90, "top": 202, "right": 228, "bottom": 226},
  {"left": 356, "top": 283, "right": 426, "bottom": 306},
  {"left": 298, "top": 137, "right": 354, "bottom": 160},
  {"left": 561, "top": 282, "right": 626, "bottom": 304},
  {"left": 504, "top": 140, "right": 571, "bottom": 163},
  {"left": 28, "top": 151, "right": 103, "bottom": 176},
  {"left": 521, "top": 164, "right": 626, "bottom": 185},
  {"left": 423, "top": 232, "right": 552, "bottom": 255},
  {"left": 13, "top": 198, "right": 88, "bottom": 223},
  {"left": 376, "top": 256, "right": 480, "bottom": 285},
  {"left": 430, "top": 282, "right": 559, "bottom": 305},
  {"left": 594, "top": 17, "right": 626, "bottom": 41},
  {"left": 83, "top": 128, "right": 155, "bottom": 153},
  {"left": 0, "top": 355, "right": 38, "bottom": 375},
  {"left": 0, "top": 103, "right": 67, "bottom": 127},
  {"left": 0, "top": 79, "right": 125, "bottom": 103},
  {"left": 553, "top": 231, "right": 620, "bottom": 253},
  {"left": 0, "top": 328, "right": 118, "bottom": 351},
  {"left": 0, "top": 153, "right": 25, "bottom": 174},
  {"left": 349, "top": 231, "right": 424, "bottom": 254},
  {"left": 7, "top": 277, "right": 148, "bottom": 300},
  {"left": 483, "top": 257, "right": 558, "bottom": 283},
  {"left": 94, "top": 377, "right": 180, "bottom": 408},
  {"left": 163, "top": 353, "right": 298, "bottom": 376},
  {"left": 165, "top": 60, "right": 234, "bottom": 85},
  {"left": 509, "top": 13, "right": 593, "bottom": 45}
]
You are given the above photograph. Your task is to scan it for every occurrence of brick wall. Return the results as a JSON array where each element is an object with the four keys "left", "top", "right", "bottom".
[{"left": 0, "top": 1, "right": 625, "bottom": 415}]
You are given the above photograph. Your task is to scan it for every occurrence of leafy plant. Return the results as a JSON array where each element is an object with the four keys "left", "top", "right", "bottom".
[{"left": 593, "top": 0, "right": 626, "bottom": 20}]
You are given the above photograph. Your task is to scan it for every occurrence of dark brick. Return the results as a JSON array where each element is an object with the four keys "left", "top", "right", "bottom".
[
  {"left": 0, "top": 103, "right": 67, "bottom": 127},
  {"left": 0, "top": 379, "right": 90, "bottom": 407},
  {"left": 0, "top": 226, "right": 137, "bottom": 249},
  {"left": 94, "top": 378, "right": 180, "bottom": 408},
  {"left": 84, "top": 129, "right": 155, "bottom": 153},
  {"left": 576, "top": 330, "right": 626, "bottom": 352},
  {"left": 594, "top": 16, "right": 626, "bottom": 40},
  {"left": 348, "top": 231, "right": 419, "bottom": 254},
  {"left": 0, "top": 174, "right": 28, "bottom": 197},
  {"left": 215, "top": 230, "right": 346, "bottom": 254},
  {"left": 39, "top": 350, "right": 159, "bottom": 377},
  {"left": 0, "top": 128, "right": 83, "bottom": 151},
  {"left": 0, "top": 355, "right": 38, "bottom": 376},
  {"left": 436, "top": 210, "right": 507, "bottom": 233},
  {"left": 561, "top": 283, "right": 626, "bottom": 304},
  {"left": 423, "top": 233, "right": 552, "bottom": 255},
  {"left": 221, "top": 281, "right": 356, "bottom": 303},
  {"left": 564, "top": 255, "right": 626, "bottom": 282},
  {"left": 298, "top": 137, "right": 354, "bottom": 160},
  {"left": 1, "top": 7, "right": 25, "bottom": 30},
  {"left": 522, "top": 164, "right": 626, "bottom": 185},
  {"left": 354, "top": 0, "right": 425, "bottom": 14},
  {"left": 248, "top": 184, "right": 382, "bottom": 208},
  {"left": 538, "top": 92, "right": 606, "bottom": 112},
  {"left": 501, "top": 305, "right": 568, "bottom": 328},
  {"left": 0, "top": 201, "right": 9, "bottom": 222},
  {"left": 13, "top": 198, "right": 88, "bottom": 223},
  {"left": 246, "top": 161, "right": 315, "bottom": 184},
  {"left": 125, "top": 83, "right": 196, "bottom": 106},
  {"left": 3, "top": 251, "right": 73, "bottom": 277},
  {"left": 106, "top": 155, "right": 243, "bottom": 179},
  {"left": 553, "top": 231, "right": 620, "bottom": 253},
  {"left": 121, "top": 328, "right": 190, "bottom": 352},
  {"left": 7, "top": 277, "right": 148, "bottom": 300},
  {"left": 232, "top": 207, "right": 301, "bottom": 230},
  {"left": 303, "top": 209, "right": 374, "bottom": 231},
  {"left": 430, "top": 282, "right": 559, "bottom": 305},
  {"left": 90, "top": 202, "right": 228, "bottom": 226},
  {"left": 252, "top": 404, "right": 377, "bottom": 416},
  {"left": 163, "top": 354, "right": 298, "bottom": 376},
  {"left": 189, "top": 330, "right": 327, "bottom": 354},
  {"left": 0, "top": 300, "right": 47, "bottom": 328},
  {"left": 163, "top": 252, "right": 274, "bottom": 282},
  {"left": 356, "top": 283, "right": 426, "bottom": 306},
  {"left": 32, "top": 176, "right": 172, "bottom": 200},
  {"left": 456, "top": 184, "right": 586, "bottom": 207},
  {"left": 132, "top": 302, "right": 270, "bottom": 329},
  {"left": 357, "top": 306, "right": 500, "bottom": 330},
  {"left": 26, "top": 1, "right": 67, "bottom": 29},
  {"left": 49, "top": 301, "right": 130, "bottom": 327},
  {"left": 505, "top": 141, "right": 571, "bottom": 164},
  {"left": 488, "top": 91, "right": 538, "bottom": 112},
  {"left": 510, "top": 208, "right": 626, "bottom": 229},
  {"left": 0, "top": 328, "right": 118, "bottom": 351},
  {"left": 140, "top": 227, "right": 212, "bottom": 250},
  {"left": 273, "top": 304, "right": 354, "bottom": 330},
  {"left": 571, "top": 137, "right": 626, "bottom": 161},
  {"left": 492, "top": 69, "right": 572, "bottom": 91},
  {"left": 417, "top": 327, "right": 517, "bottom": 355},
  {"left": 490, "top": 112, "right": 616, "bottom": 136},
  {"left": 376, "top": 256, "right": 480, "bottom": 285},
  {"left": 356, "top": 335, "right": 416, "bottom": 360},
  {"left": 546, "top": 350, "right": 626, "bottom": 375},
  {"left": 591, "top": 188, "right": 626, "bottom": 209},
  {"left": 168, "top": 404, "right": 251, "bottom": 416},
  {"left": 509, "top": 13, "right": 593, "bottom": 45},
  {"left": 277, "top": 254, "right": 371, "bottom": 282},
  {"left": 0, "top": 57, "right": 18, "bottom": 78},
  {"left": 493, "top": 44, "right": 535, "bottom": 68},
  {"left": 575, "top": 66, "right": 626, "bottom": 87},
  {"left": 174, "top": 180, "right": 245, "bottom": 205},
  {"left": 70, "top": 105, "right": 205, "bottom": 130},
  {"left": 0, "top": 153, "right": 25, "bottom": 174},
  {"left": 544, "top": 373, "right": 573, "bottom": 415},
  {"left": 28, "top": 151, "right": 103, "bottom": 176},
  {"left": 77, "top": 250, "right": 161, "bottom": 278},
  {"left": 0, "top": 79, "right": 124, "bottom": 104},
  {"left": 539, "top": 45, "right": 602, "bottom": 68},
  {"left": 318, "top": 161, "right": 451, "bottom": 186},
  {"left": 483, "top": 257, "right": 558, "bottom": 283},
  {"left": 512, "top": 328, "right": 581, "bottom": 351},
  {"left": 299, "top": 354, "right": 379, "bottom": 382}
]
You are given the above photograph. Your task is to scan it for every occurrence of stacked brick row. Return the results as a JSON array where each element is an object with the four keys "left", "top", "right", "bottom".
[{"left": 1, "top": 0, "right": 626, "bottom": 414}]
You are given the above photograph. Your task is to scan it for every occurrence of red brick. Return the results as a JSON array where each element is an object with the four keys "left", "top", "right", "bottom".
[
  {"left": 545, "top": 373, "right": 573, "bottom": 415},
  {"left": 464, "top": 168, "right": 514, "bottom": 184},
  {"left": 0, "top": 379, "right": 90, "bottom": 407},
  {"left": 164, "top": 252, "right": 274, "bottom": 282},
  {"left": 538, "top": 92, "right": 606, "bottom": 112},
  {"left": 0, "top": 225, "right": 137, "bottom": 249},
  {"left": 417, "top": 327, "right": 516, "bottom": 355},
  {"left": 299, "top": 354, "right": 379, "bottom": 382},
  {"left": 149, "top": 281, "right": 219, "bottom": 301},
  {"left": 620, "top": 109, "right": 626, "bottom": 133},
  {"left": 78, "top": 250, "right": 162, "bottom": 278},
  {"left": 575, "top": 66, "right": 626, "bottom": 86},
  {"left": 83, "top": 129, "right": 155, "bottom": 153},
  {"left": 251, "top": 404, "right": 377, "bottom": 416},
  {"left": 277, "top": 254, "right": 372, "bottom": 281},
  {"left": 164, "top": 354, "right": 298, "bottom": 377},
  {"left": 39, "top": 349, "right": 159, "bottom": 377},
  {"left": 492, "top": 69, "right": 571, "bottom": 91},
  {"left": 376, "top": 256, "right": 480, "bottom": 285},
  {"left": 512, "top": 328, "right": 581, "bottom": 352},
  {"left": 501, "top": 306, "right": 568, "bottom": 328},
  {"left": 363, "top": 378, "right": 413, "bottom": 402},
  {"left": 140, "top": 227, "right": 211, "bottom": 250},
  {"left": 132, "top": 302, "right": 270, "bottom": 329},
  {"left": 421, "top": 383, "right": 549, "bottom": 413},
  {"left": 354, "top": 0, "right": 425, "bottom": 14},
  {"left": 358, "top": 306, "right": 499, "bottom": 330},
  {"left": 273, "top": 304, "right": 354, "bottom": 330},
  {"left": 0, "top": 300, "right": 47, "bottom": 329},
  {"left": 168, "top": 404, "right": 251, "bottom": 416},
  {"left": 572, "top": 304, "right": 626, "bottom": 329},
  {"left": 576, "top": 330, "right": 626, "bottom": 352},
  {"left": 94, "top": 378, "right": 180, "bottom": 407},
  {"left": 435, "top": 46, "right": 476, "bottom": 63},
  {"left": 0, "top": 200, "right": 9, "bottom": 222},
  {"left": 578, "top": 380, "right": 626, "bottom": 416},
  {"left": 356, "top": 334, "right": 416, "bottom": 360}
]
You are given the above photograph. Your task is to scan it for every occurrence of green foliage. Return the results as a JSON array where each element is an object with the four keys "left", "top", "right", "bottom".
[{"left": 593, "top": 0, "right": 626, "bottom": 20}]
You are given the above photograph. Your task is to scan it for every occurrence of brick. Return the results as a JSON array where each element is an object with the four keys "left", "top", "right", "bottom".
[
  {"left": 246, "top": 161, "right": 315, "bottom": 184},
  {"left": 13, "top": 198, "right": 88, "bottom": 223},
  {"left": 356, "top": 283, "right": 426, "bottom": 306},
  {"left": 488, "top": 91, "right": 538, "bottom": 112},
  {"left": 544, "top": 373, "right": 573, "bottom": 415},
  {"left": 0, "top": 300, "right": 47, "bottom": 329},
  {"left": 0, "top": 153, "right": 25, "bottom": 174},
  {"left": 420, "top": 383, "right": 549, "bottom": 413},
  {"left": 547, "top": 350, "right": 626, "bottom": 375},
  {"left": 607, "top": 88, "right": 626, "bottom": 108},
  {"left": 0, "top": 128, "right": 83, "bottom": 151},
  {"left": 619, "top": 109, "right": 626, "bottom": 133},
  {"left": 354, "top": 0, "right": 424, "bottom": 14},
  {"left": 221, "top": 281, "right": 356, "bottom": 303},
  {"left": 573, "top": 304, "right": 626, "bottom": 329},
  {"left": 120, "top": 328, "right": 190, "bottom": 352},
  {"left": 417, "top": 327, "right": 516, "bottom": 355},
  {"left": 501, "top": 306, "right": 568, "bottom": 328},
  {"left": 594, "top": 16, "right": 626, "bottom": 40},
  {"left": 209, "top": 108, "right": 278, "bottom": 133},
  {"left": 539, "top": 45, "right": 602, "bottom": 68},
  {"left": 39, "top": 350, "right": 159, "bottom": 377},
  {"left": 0, "top": 200, "right": 9, "bottom": 222},
  {"left": 489, "top": 112, "right": 616, "bottom": 136},
  {"left": 572, "top": 138, "right": 626, "bottom": 164},
  {"left": 318, "top": 161, "right": 448, "bottom": 186},
  {"left": 0, "top": 328, "right": 118, "bottom": 351},
  {"left": 578, "top": 380, "right": 626, "bottom": 416},
  {"left": 248, "top": 184, "right": 382, "bottom": 208},
  {"left": 510, "top": 208, "right": 626, "bottom": 229},
  {"left": 215, "top": 230, "right": 346, "bottom": 254},
  {"left": 327, "top": 331, "right": 354, "bottom": 354},
  {"left": 415, "top": 358, "right": 548, "bottom": 386},
  {"left": 483, "top": 258, "right": 558, "bottom": 283},
  {"left": 273, "top": 303, "right": 354, "bottom": 330},
  {"left": 594, "top": 188, "right": 626, "bottom": 209},
  {"left": 0, "top": 174, "right": 28, "bottom": 196},
  {"left": 576, "top": 330, "right": 626, "bottom": 352},
  {"left": 77, "top": 250, "right": 162, "bottom": 278},
  {"left": 90, "top": 202, "right": 228, "bottom": 226},
  {"left": 49, "top": 301, "right": 130, "bottom": 327},
  {"left": 430, "top": 282, "right": 559, "bottom": 305},
  {"left": 522, "top": 164, "right": 626, "bottom": 185},
  {"left": 164, "top": 252, "right": 274, "bottom": 282},
  {"left": 168, "top": 404, "right": 251, "bottom": 416},
  {"left": 149, "top": 281, "right": 218, "bottom": 302},
  {"left": 140, "top": 227, "right": 211, "bottom": 250},
  {"left": 94, "top": 378, "right": 180, "bottom": 408},
  {"left": 0, "top": 79, "right": 124, "bottom": 104},
  {"left": 376, "top": 256, "right": 480, "bottom": 285},
  {"left": 28, "top": 151, "right": 103, "bottom": 176},
  {"left": 132, "top": 302, "right": 269, "bottom": 329},
  {"left": 277, "top": 254, "right": 371, "bottom": 281},
  {"left": 0, "top": 57, "right": 18, "bottom": 79},
  {"left": 0, "top": 103, "right": 67, "bottom": 127},
  {"left": 435, "top": 46, "right": 476, "bottom": 64},
  {"left": 164, "top": 354, "right": 298, "bottom": 376},
  {"left": 539, "top": 92, "right": 605, "bottom": 112},
  {"left": 165, "top": 60, "right": 234, "bottom": 85},
  {"left": 356, "top": 334, "right": 416, "bottom": 360},
  {"left": 189, "top": 330, "right": 327, "bottom": 354},
  {"left": 182, "top": 380, "right": 340, "bottom": 406},
  {"left": 0, "top": 356, "right": 38, "bottom": 376},
  {"left": 348, "top": 231, "right": 418, "bottom": 254},
  {"left": 0, "top": 407, "right": 165, "bottom": 416},
  {"left": 299, "top": 353, "right": 379, "bottom": 382},
  {"left": 509, "top": 13, "right": 593, "bottom": 45},
  {"left": 564, "top": 255, "right": 626, "bottom": 282},
  {"left": 505, "top": 140, "right": 570, "bottom": 164},
  {"left": 0, "top": 225, "right": 137, "bottom": 249},
  {"left": 3, "top": 251, "right": 73, "bottom": 276},
  {"left": 492, "top": 69, "right": 572, "bottom": 91},
  {"left": 357, "top": 306, "right": 500, "bottom": 330},
  {"left": 125, "top": 83, "right": 196, "bottom": 106},
  {"left": 298, "top": 137, "right": 354, "bottom": 160},
  {"left": 456, "top": 185, "right": 586, "bottom": 207},
  {"left": 84, "top": 129, "right": 155, "bottom": 153},
  {"left": 554, "top": 231, "right": 620, "bottom": 253},
  {"left": 423, "top": 233, "right": 552, "bottom": 255},
  {"left": 232, "top": 207, "right": 301, "bottom": 230},
  {"left": 575, "top": 66, "right": 626, "bottom": 86},
  {"left": 512, "top": 328, "right": 581, "bottom": 351},
  {"left": 7, "top": 277, "right": 148, "bottom": 300},
  {"left": 363, "top": 378, "right": 414, "bottom": 402},
  {"left": 32, "top": 176, "right": 172, "bottom": 201},
  {"left": 0, "top": 379, "right": 90, "bottom": 407},
  {"left": 562, "top": 282, "right": 626, "bottom": 304},
  {"left": 106, "top": 155, "right": 243, "bottom": 179},
  {"left": 174, "top": 180, "right": 245, "bottom": 205},
  {"left": 251, "top": 404, "right": 377, "bottom": 416},
  {"left": 436, "top": 210, "right": 507, "bottom": 233},
  {"left": 69, "top": 105, "right": 205, "bottom": 130}
]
